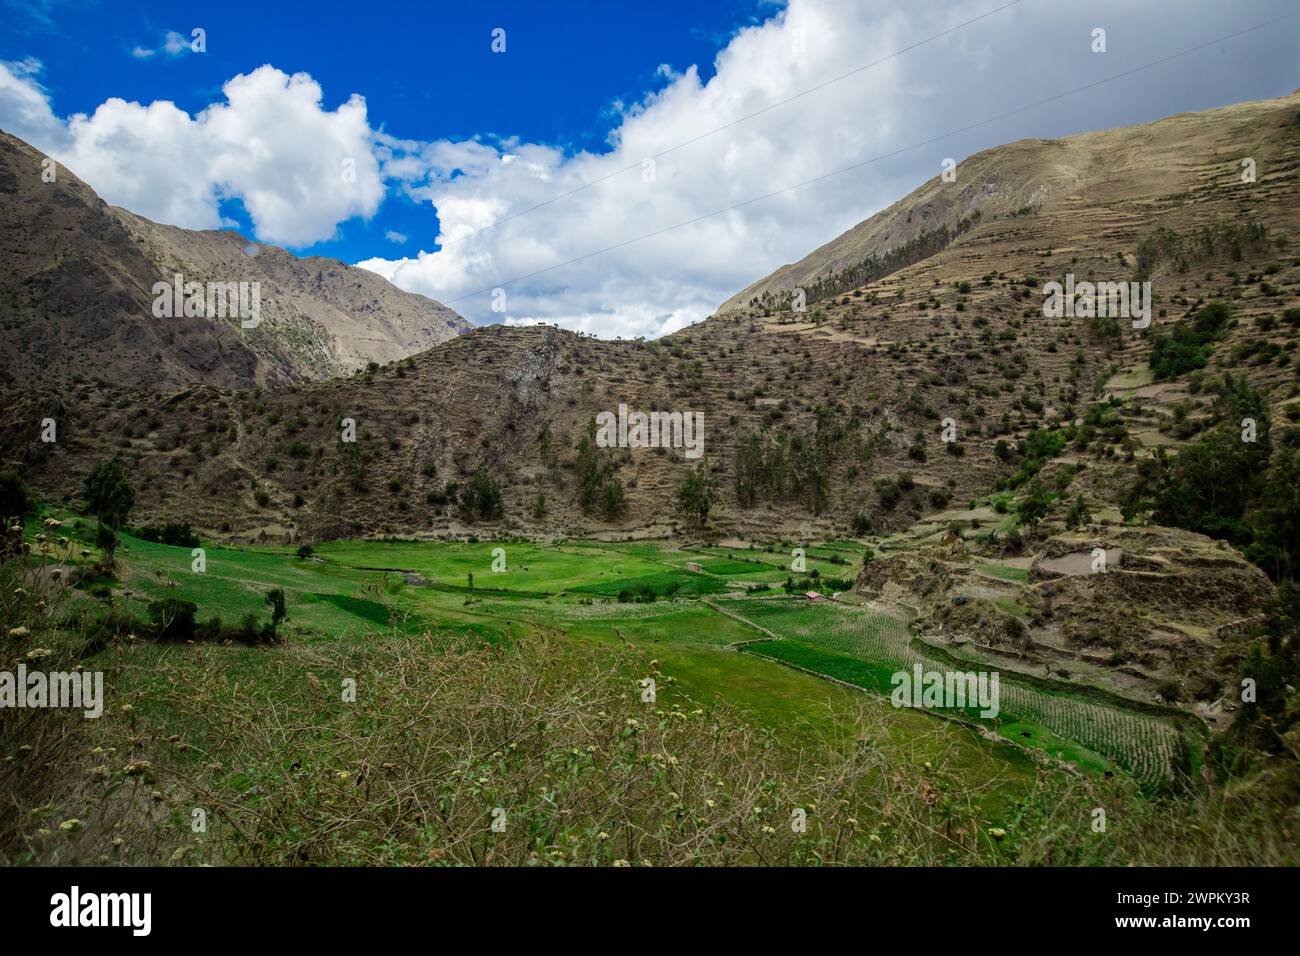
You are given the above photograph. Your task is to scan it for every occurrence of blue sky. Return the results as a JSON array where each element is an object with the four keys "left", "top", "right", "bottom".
[
  {"left": 2, "top": 1, "right": 1297, "bottom": 337},
  {"left": 2, "top": 0, "right": 773, "bottom": 263}
]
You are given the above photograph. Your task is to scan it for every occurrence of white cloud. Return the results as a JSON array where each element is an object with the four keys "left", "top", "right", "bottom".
[
  {"left": 0, "top": 61, "right": 383, "bottom": 246},
  {"left": 131, "top": 30, "right": 195, "bottom": 59},
  {"left": 2, "top": 0, "right": 1294, "bottom": 336},
  {"left": 357, "top": 0, "right": 924, "bottom": 336},
  {"left": 385, "top": 229, "right": 407, "bottom": 243},
  {"left": 357, "top": 0, "right": 1300, "bottom": 338},
  {"left": 0, "top": 58, "right": 68, "bottom": 149}
]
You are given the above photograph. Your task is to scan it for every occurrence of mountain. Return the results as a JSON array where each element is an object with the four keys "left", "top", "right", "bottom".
[
  {"left": 0, "top": 129, "right": 470, "bottom": 390},
  {"left": 719, "top": 91, "right": 1300, "bottom": 313},
  {"left": 3, "top": 90, "right": 1297, "bottom": 707},
  {"left": 5, "top": 90, "right": 1296, "bottom": 544}
]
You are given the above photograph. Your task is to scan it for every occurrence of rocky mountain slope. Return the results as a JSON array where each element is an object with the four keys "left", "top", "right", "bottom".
[
  {"left": 4, "top": 90, "right": 1296, "bottom": 544},
  {"left": 0, "top": 130, "right": 469, "bottom": 390},
  {"left": 720, "top": 91, "right": 1300, "bottom": 313}
]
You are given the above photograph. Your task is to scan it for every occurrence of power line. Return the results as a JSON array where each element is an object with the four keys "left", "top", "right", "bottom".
[
  {"left": 435, "top": 0, "right": 1028, "bottom": 249},
  {"left": 446, "top": 9, "right": 1298, "bottom": 308}
]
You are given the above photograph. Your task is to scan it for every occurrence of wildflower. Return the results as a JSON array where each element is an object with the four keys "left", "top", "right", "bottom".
[
  {"left": 335, "top": 770, "right": 351, "bottom": 782},
  {"left": 7, "top": 626, "right": 30, "bottom": 639},
  {"left": 989, "top": 827, "right": 1007, "bottom": 841},
  {"left": 762, "top": 825, "right": 776, "bottom": 834},
  {"left": 612, "top": 859, "right": 630, "bottom": 867},
  {"left": 597, "top": 831, "right": 609, "bottom": 842},
  {"left": 705, "top": 799, "right": 716, "bottom": 809},
  {"left": 123, "top": 760, "right": 151, "bottom": 776},
  {"left": 24, "top": 648, "right": 51, "bottom": 661},
  {"left": 88, "top": 765, "right": 109, "bottom": 779},
  {"left": 59, "top": 819, "right": 82, "bottom": 832}
]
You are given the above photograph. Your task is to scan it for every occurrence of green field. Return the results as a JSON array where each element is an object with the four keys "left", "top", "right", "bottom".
[{"left": 22, "top": 515, "right": 1203, "bottom": 790}]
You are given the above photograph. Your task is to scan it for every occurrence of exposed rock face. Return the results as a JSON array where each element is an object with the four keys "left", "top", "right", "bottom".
[
  {"left": 0, "top": 130, "right": 470, "bottom": 390},
  {"left": 852, "top": 523, "right": 1274, "bottom": 716}
]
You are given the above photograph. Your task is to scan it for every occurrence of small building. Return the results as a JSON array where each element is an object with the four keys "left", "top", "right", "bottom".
[
  {"left": 685, "top": 562, "right": 704, "bottom": 573},
  {"left": 804, "top": 591, "right": 826, "bottom": 602}
]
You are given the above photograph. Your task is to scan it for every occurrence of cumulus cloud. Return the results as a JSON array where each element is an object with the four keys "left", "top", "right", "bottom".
[
  {"left": 0, "top": 58, "right": 68, "bottom": 149},
  {"left": 384, "top": 230, "right": 408, "bottom": 244},
  {"left": 356, "top": 0, "right": 1299, "bottom": 337},
  {"left": 0, "top": 61, "right": 383, "bottom": 246},
  {"left": 354, "top": 0, "right": 969, "bottom": 336},
  {"left": 2, "top": 0, "right": 1295, "bottom": 335}
]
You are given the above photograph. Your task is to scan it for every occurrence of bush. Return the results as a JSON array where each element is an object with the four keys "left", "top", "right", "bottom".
[
  {"left": 0, "top": 470, "right": 31, "bottom": 523},
  {"left": 1150, "top": 302, "right": 1231, "bottom": 380},
  {"left": 149, "top": 599, "right": 198, "bottom": 642},
  {"left": 135, "top": 523, "right": 200, "bottom": 548}
]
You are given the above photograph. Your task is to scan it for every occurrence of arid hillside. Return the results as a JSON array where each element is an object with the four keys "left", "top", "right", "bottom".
[
  {"left": 720, "top": 91, "right": 1300, "bottom": 314},
  {"left": 0, "top": 130, "right": 469, "bottom": 390},
  {"left": 4, "top": 91, "right": 1296, "bottom": 548}
]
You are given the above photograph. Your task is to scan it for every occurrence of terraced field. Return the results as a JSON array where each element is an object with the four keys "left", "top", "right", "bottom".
[{"left": 715, "top": 596, "right": 1197, "bottom": 784}]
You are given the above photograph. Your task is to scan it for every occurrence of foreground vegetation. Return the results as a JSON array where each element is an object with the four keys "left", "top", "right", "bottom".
[{"left": 2, "top": 489, "right": 1297, "bottom": 865}]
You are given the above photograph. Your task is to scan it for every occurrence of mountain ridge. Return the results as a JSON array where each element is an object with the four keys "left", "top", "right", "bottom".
[{"left": 0, "top": 129, "right": 471, "bottom": 390}]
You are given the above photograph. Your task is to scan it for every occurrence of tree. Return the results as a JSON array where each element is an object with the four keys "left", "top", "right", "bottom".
[
  {"left": 83, "top": 458, "right": 134, "bottom": 530},
  {"left": 574, "top": 417, "right": 623, "bottom": 516},
  {"left": 1065, "top": 496, "right": 1092, "bottom": 531},
  {"left": 1246, "top": 448, "right": 1300, "bottom": 582},
  {"left": 537, "top": 422, "right": 556, "bottom": 474},
  {"left": 266, "top": 588, "right": 287, "bottom": 626},
  {"left": 676, "top": 463, "right": 717, "bottom": 533},
  {"left": 599, "top": 477, "right": 625, "bottom": 519},
  {"left": 0, "top": 469, "right": 31, "bottom": 523},
  {"left": 459, "top": 470, "right": 503, "bottom": 521},
  {"left": 1018, "top": 483, "right": 1051, "bottom": 529},
  {"left": 1152, "top": 375, "right": 1269, "bottom": 546}
]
